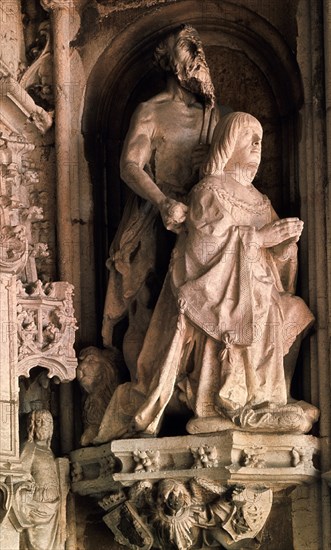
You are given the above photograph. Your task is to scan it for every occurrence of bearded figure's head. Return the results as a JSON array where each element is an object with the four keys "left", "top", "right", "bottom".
[
  {"left": 154, "top": 24, "right": 215, "bottom": 108},
  {"left": 28, "top": 409, "right": 53, "bottom": 448}
]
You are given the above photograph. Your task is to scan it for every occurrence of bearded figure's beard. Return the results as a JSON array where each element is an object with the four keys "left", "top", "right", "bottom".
[
  {"left": 35, "top": 428, "right": 51, "bottom": 441},
  {"left": 177, "top": 64, "right": 215, "bottom": 108}
]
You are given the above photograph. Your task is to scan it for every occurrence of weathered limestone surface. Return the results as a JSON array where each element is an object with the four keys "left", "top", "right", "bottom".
[
  {"left": 70, "top": 431, "right": 320, "bottom": 549},
  {"left": 0, "top": 1, "right": 330, "bottom": 549},
  {"left": 0, "top": 2, "right": 78, "bottom": 548},
  {"left": 94, "top": 107, "right": 318, "bottom": 448}
]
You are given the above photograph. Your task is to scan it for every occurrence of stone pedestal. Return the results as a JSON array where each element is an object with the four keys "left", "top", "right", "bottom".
[{"left": 70, "top": 432, "right": 320, "bottom": 549}]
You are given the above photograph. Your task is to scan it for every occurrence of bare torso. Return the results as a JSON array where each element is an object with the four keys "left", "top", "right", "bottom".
[
  {"left": 145, "top": 97, "right": 205, "bottom": 195},
  {"left": 120, "top": 92, "right": 209, "bottom": 205}
]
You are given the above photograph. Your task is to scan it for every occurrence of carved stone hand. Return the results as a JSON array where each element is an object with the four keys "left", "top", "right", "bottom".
[
  {"left": 257, "top": 217, "right": 304, "bottom": 247},
  {"left": 159, "top": 197, "right": 188, "bottom": 233}
]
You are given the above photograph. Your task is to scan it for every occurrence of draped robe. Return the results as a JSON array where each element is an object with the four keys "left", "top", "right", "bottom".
[{"left": 96, "top": 176, "right": 314, "bottom": 440}]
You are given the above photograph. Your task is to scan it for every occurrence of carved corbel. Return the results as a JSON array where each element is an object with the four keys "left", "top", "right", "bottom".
[
  {"left": 41, "top": 0, "right": 74, "bottom": 9},
  {"left": 100, "top": 478, "right": 273, "bottom": 550},
  {"left": 70, "top": 443, "right": 118, "bottom": 497},
  {"left": 70, "top": 432, "right": 321, "bottom": 549}
]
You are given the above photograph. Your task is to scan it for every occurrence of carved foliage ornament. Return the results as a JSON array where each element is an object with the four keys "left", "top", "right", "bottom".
[
  {"left": 19, "top": 21, "right": 54, "bottom": 112},
  {"left": 0, "top": 133, "right": 50, "bottom": 278},
  {"left": 17, "top": 281, "right": 77, "bottom": 381},
  {"left": 0, "top": 225, "right": 28, "bottom": 272}
]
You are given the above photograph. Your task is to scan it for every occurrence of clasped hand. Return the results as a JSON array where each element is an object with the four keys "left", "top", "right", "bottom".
[{"left": 257, "top": 217, "right": 304, "bottom": 248}]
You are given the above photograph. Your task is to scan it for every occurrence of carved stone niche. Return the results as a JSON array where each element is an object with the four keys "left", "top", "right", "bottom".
[
  {"left": 0, "top": 41, "right": 77, "bottom": 549},
  {"left": 1, "top": 410, "right": 70, "bottom": 550},
  {"left": 70, "top": 432, "right": 320, "bottom": 549}
]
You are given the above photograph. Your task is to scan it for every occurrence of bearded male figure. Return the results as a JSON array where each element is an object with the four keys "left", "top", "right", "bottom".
[
  {"left": 102, "top": 25, "right": 219, "bottom": 375},
  {"left": 13, "top": 410, "right": 69, "bottom": 550}
]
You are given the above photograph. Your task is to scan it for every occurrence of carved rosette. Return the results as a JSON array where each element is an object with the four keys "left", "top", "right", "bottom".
[
  {"left": 17, "top": 280, "right": 78, "bottom": 381},
  {"left": 133, "top": 450, "right": 160, "bottom": 473},
  {"left": 191, "top": 445, "right": 218, "bottom": 469}
]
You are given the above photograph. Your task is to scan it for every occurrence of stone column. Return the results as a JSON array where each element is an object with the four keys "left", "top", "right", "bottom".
[
  {"left": 41, "top": 0, "right": 77, "bottom": 454},
  {"left": 323, "top": 0, "right": 331, "bottom": 539},
  {"left": 0, "top": 0, "right": 26, "bottom": 78},
  {"left": 297, "top": 1, "right": 331, "bottom": 548},
  {"left": 41, "top": 0, "right": 74, "bottom": 284}
]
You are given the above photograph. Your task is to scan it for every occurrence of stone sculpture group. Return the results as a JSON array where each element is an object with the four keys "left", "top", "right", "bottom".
[
  {"left": 6, "top": 22, "right": 319, "bottom": 550},
  {"left": 71, "top": 25, "right": 320, "bottom": 550},
  {"left": 93, "top": 28, "right": 318, "bottom": 444}
]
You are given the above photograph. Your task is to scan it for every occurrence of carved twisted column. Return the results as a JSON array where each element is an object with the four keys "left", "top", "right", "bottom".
[{"left": 0, "top": 137, "right": 31, "bottom": 476}]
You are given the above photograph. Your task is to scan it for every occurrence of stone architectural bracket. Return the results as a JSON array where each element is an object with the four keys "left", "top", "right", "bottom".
[
  {"left": 70, "top": 432, "right": 320, "bottom": 549},
  {"left": 19, "top": 21, "right": 54, "bottom": 112},
  {"left": 70, "top": 443, "right": 119, "bottom": 497}
]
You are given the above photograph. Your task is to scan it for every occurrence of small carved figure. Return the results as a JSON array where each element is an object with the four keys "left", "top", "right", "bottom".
[
  {"left": 104, "top": 478, "right": 272, "bottom": 550},
  {"left": 0, "top": 225, "right": 27, "bottom": 261},
  {"left": 77, "top": 346, "right": 122, "bottom": 446},
  {"left": 95, "top": 112, "right": 319, "bottom": 442},
  {"left": 13, "top": 410, "right": 68, "bottom": 550},
  {"left": 103, "top": 25, "right": 219, "bottom": 375},
  {"left": 152, "top": 479, "right": 202, "bottom": 549}
]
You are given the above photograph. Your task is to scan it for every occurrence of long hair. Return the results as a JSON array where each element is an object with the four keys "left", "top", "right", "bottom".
[
  {"left": 203, "top": 112, "right": 262, "bottom": 176},
  {"left": 28, "top": 409, "right": 53, "bottom": 448}
]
